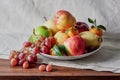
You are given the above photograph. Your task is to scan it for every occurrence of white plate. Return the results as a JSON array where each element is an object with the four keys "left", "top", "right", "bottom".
[{"left": 40, "top": 45, "right": 102, "bottom": 60}]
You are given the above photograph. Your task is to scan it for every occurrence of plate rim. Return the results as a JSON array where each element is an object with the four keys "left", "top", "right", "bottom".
[{"left": 40, "top": 45, "right": 102, "bottom": 60}]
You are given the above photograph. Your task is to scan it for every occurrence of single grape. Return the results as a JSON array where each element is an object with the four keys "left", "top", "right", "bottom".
[
  {"left": 33, "top": 46, "right": 40, "bottom": 54},
  {"left": 38, "top": 64, "right": 46, "bottom": 71},
  {"left": 27, "top": 54, "right": 34, "bottom": 63},
  {"left": 44, "top": 39, "right": 52, "bottom": 49},
  {"left": 9, "top": 50, "right": 19, "bottom": 60},
  {"left": 40, "top": 46, "right": 49, "bottom": 54},
  {"left": 19, "top": 59, "right": 25, "bottom": 66},
  {"left": 46, "top": 64, "right": 53, "bottom": 72},
  {"left": 32, "top": 54, "right": 37, "bottom": 62},
  {"left": 23, "top": 61, "right": 29, "bottom": 69},
  {"left": 27, "top": 54, "right": 37, "bottom": 63},
  {"left": 10, "top": 58, "right": 17, "bottom": 66},
  {"left": 9, "top": 50, "right": 16, "bottom": 60},
  {"left": 49, "top": 37, "right": 56, "bottom": 47},
  {"left": 31, "top": 43, "right": 35, "bottom": 48},
  {"left": 18, "top": 53, "right": 25, "bottom": 60},
  {"left": 23, "top": 41, "right": 33, "bottom": 47}
]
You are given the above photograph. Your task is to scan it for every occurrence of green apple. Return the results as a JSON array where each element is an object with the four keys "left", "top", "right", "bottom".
[
  {"left": 34, "top": 26, "right": 52, "bottom": 37},
  {"left": 43, "top": 20, "right": 59, "bottom": 34},
  {"left": 79, "top": 31, "right": 102, "bottom": 48}
]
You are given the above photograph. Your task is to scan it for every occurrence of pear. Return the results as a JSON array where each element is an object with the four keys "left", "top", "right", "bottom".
[
  {"left": 43, "top": 20, "right": 59, "bottom": 34},
  {"left": 79, "top": 31, "right": 102, "bottom": 48}
]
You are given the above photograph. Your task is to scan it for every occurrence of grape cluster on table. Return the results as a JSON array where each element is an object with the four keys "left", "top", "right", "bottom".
[{"left": 9, "top": 36, "right": 55, "bottom": 71}]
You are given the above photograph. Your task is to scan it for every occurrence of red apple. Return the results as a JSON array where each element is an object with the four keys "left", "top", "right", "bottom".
[
  {"left": 75, "top": 22, "right": 89, "bottom": 33},
  {"left": 63, "top": 35, "right": 85, "bottom": 56},
  {"left": 54, "top": 10, "right": 76, "bottom": 31}
]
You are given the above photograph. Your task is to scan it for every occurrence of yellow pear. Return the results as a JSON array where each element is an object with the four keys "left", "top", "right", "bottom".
[
  {"left": 80, "top": 31, "right": 102, "bottom": 48},
  {"left": 43, "top": 20, "right": 59, "bottom": 35}
]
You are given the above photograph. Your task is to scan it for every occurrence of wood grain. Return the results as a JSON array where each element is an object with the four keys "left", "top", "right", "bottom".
[{"left": 0, "top": 59, "right": 120, "bottom": 80}]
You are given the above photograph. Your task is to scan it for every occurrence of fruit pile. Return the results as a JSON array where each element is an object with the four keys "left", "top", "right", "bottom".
[{"left": 9, "top": 10, "right": 106, "bottom": 69}]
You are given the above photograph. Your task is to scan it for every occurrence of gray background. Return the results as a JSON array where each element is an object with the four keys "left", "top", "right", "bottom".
[{"left": 0, "top": 0, "right": 120, "bottom": 34}]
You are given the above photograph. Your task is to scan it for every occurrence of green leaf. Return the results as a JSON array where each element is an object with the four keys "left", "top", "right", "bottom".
[
  {"left": 88, "top": 18, "right": 94, "bottom": 24},
  {"left": 53, "top": 45, "right": 62, "bottom": 56},
  {"left": 97, "top": 25, "right": 106, "bottom": 31}
]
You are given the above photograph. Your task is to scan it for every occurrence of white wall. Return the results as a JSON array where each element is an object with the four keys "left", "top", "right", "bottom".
[{"left": 0, "top": 0, "right": 120, "bottom": 34}]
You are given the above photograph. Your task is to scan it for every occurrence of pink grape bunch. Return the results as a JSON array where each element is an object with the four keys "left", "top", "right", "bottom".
[
  {"left": 9, "top": 50, "right": 37, "bottom": 69},
  {"left": 9, "top": 36, "right": 56, "bottom": 69}
]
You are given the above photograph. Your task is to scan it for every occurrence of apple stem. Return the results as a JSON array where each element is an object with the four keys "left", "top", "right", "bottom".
[{"left": 44, "top": 17, "right": 47, "bottom": 21}]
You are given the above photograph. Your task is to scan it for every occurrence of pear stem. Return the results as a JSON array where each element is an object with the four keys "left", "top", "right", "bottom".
[
  {"left": 33, "top": 28, "right": 36, "bottom": 35},
  {"left": 44, "top": 17, "right": 47, "bottom": 21}
]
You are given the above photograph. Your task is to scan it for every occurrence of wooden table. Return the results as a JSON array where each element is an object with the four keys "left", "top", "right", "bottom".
[{"left": 0, "top": 59, "right": 120, "bottom": 80}]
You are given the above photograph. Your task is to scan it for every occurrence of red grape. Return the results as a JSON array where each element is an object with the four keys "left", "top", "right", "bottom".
[
  {"left": 31, "top": 43, "right": 35, "bottom": 48},
  {"left": 23, "top": 41, "right": 33, "bottom": 47},
  {"left": 32, "top": 54, "right": 37, "bottom": 62},
  {"left": 27, "top": 54, "right": 34, "bottom": 63},
  {"left": 23, "top": 61, "right": 29, "bottom": 69},
  {"left": 46, "top": 64, "right": 53, "bottom": 72},
  {"left": 27, "top": 54, "right": 37, "bottom": 63},
  {"left": 51, "top": 37, "right": 56, "bottom": 45},
  {"left": 19, "top": 59, "right": 25, "bottom": 66},
  {"left": 9, "top": 50, "right": 19, "bottom": 60},
  {"left": 10, "top": 58, "right": 17, "bottom": 66},
  {"left": 40, "top": 42, "right": 45, "bottom": 47},
  {"left": 44, "top": 39, "right": 52, "bottom": 49},
  {"left": 38, "top": 64, "right": 46, "bottom": 71},
  {"left": 33, "top": 46, "right": 40, "bottom": 54},
  {"left": 18, "top": 53, "right": 25, "bottom": 60},
  {"left": 40, "top": 46, "right": 49, "bottom": 54}
]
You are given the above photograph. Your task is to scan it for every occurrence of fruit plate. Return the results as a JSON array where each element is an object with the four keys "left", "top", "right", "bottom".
[{"left": 40, "top": 45, "right": 102, "bottom": 60}]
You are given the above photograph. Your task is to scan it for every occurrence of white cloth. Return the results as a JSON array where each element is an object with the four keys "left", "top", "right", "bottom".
[{"left": 0, "top": 0, "right": 120, "bottom": 73}]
